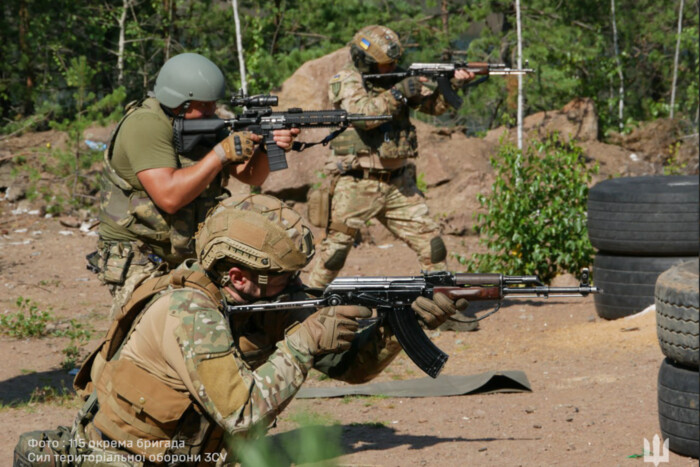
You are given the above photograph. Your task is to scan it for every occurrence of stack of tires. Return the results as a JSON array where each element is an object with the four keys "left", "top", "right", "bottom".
[
  {"left": 655, "top": 259, "right": 699, "bottom": 459},
  {"left": 587, "top": 175, "right": 699, "bottom": 319}
]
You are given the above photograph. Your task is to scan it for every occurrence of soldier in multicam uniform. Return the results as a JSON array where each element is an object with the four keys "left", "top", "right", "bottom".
[
  {"left": 15, "top": 193, "right": 463, "bottom": 466},
  {"left": 307, "top": 25, "right": 475, "bottom": 288},
  {"left": 92, "top": 52, "right": 300, "bottom": 319}
]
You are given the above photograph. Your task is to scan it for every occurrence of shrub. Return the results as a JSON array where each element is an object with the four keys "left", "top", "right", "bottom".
[{"left": 456, "top": 134, "right": 598, "bottom": 282}]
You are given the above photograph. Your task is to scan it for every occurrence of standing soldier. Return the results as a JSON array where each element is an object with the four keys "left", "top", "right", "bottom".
[
  {"left": 307, "top": 25, "right": 474, "bottom": 288},
  {"left": 14, "top": 193, "right": 461, "bottom": 465},
  {"left": 91, "top": 52, "right": 299, "bottom": 318}
]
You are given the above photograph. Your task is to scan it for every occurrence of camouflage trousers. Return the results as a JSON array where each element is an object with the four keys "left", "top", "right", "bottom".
[
  {"left": 307, "top": 170, "right": 447, "bottom": 288},
  {"left": 95, "top": 241, "right": 165, "bottom": 320}
]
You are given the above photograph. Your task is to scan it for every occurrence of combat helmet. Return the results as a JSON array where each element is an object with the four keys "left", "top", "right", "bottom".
[
  {"left": 350, "top": 25, "right": 403, "bottom": 73},
  {"left": 154, "top": 53, "right": 226, "bottom": 109},
  {"left": 195, "top": 193, "right": 315, "bottom": 292}
]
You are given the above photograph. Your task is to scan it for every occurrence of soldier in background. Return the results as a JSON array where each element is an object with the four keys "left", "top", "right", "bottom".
[
  {"left": 92, "top": 52, "right": 299, "bottom": 319},
  {"left": 14, "top": 193, "right": 461, "bottom": 466},
  {"left": 307, "top": 25, "right": 474, "bottom": 288}
]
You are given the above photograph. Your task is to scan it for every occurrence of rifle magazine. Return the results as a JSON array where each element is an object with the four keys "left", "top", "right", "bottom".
[{"left": 384, "top": 306, "right": 448, "bottom": 378}]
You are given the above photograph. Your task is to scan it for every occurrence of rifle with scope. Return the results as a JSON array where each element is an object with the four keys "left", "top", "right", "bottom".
[{"left": 172, "top": 93, "right": 391, "bottom": 171}]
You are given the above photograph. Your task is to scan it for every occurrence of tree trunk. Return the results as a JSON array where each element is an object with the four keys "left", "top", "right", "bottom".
[
  {"left": 610, "top": 0, "right": 624, "bottom": 130},
  {"left": 18, "top": 0, "right": 35, "bottom": 116},
  {"left": 164, "top": 0, "right": 174, "bottom": 61},
  {"left": 232, "top": 0, "right": 248, "bottom": 94},
  {"left": 670, "top": 0, "right": 685, "bottom": 119},
  {"left": 441, "top": 0, "right": 450, "bottom": 60},
  {"left": 117, "top": 0, "right": 129, "bottom": 87},
  {"left": 515, "top": 0, "right": 523, "bottom": 151}
]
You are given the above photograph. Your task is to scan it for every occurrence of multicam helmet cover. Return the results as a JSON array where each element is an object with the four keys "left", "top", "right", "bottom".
[
  {"left": 350, "top": 25, "right": 403, "bottom": 69},
  {"left": 195, "top": 194, "right": 315, "bottom": 283}
]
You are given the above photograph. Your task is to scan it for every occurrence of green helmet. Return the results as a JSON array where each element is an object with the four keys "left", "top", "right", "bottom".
[
  {"left": 154, "top": 53, "right": 226, "bottom": 109},
  {"left": 350, "top": 25, "right": 403, "bottom": 72},
  {"left": 195, "top": 194, "right": 315, "bottom": 287}
]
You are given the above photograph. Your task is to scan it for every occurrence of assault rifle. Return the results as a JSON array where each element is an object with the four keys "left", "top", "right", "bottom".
[
  {"left": 363, "top": 61, "right": 535, "bottom": 109},
  {"left": 172, "top": 93, "right": 390, "bottom": 171},
  {"left": 225, "top": 269, "right": 600, "bottom": 378}
]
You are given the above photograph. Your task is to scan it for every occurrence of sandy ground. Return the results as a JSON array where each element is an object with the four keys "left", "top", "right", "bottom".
[{"left": 0, "top": 210, "right": 696, "bottom": 466}]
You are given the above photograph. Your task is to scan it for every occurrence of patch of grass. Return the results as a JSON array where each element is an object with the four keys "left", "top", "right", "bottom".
[
  {"left": 54, "top": 318, "right": 93, "bottom": 370},
  {"left": 286, "top": 408, "right": 339, "bottom": 427},
  {"left": 341, "top": 394, "right": 389, "bottom": 406},
  {"left": 0, "top": 297, "right": 54, "bottom": 337},
  {"left": 1, "top": 297, "right": 93, "bottom": 370},
  {"left": 38, "top": 279, "right": 62, "bottom": 288},
  {"left": 29, "top": 385, "right": 74, "bottom": 405}
]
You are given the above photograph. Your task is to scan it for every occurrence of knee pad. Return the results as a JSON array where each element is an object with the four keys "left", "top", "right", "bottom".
[
  {"left": 324, "top": 249, "right": 350, "bottom": 271},
  {"left": 429, "top": 236, "right": 447, "bottom": 263}
]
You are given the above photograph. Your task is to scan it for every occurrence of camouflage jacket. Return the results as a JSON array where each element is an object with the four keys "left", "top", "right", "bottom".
[
  {"left": 78, "top": 261, "right": 401, "bottom": 460},
  {"left": 326, "top": 62, "right": 450, "bottom": 167}
]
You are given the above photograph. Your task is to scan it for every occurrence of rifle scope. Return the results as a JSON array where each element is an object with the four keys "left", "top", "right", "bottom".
[{"left": 231, "top": 94, "right": 278, "bottom": 108}]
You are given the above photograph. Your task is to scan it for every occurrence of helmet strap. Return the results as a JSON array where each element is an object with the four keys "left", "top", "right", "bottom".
[{"left": 257, "top": 273, "right": 268, "bottom": 297}]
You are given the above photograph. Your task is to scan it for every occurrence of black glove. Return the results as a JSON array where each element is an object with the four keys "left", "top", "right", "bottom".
[
  {"left": 392, "top": 76, "right": 422, "bottom": 102},
  {"left": 411, "top": 292, "right": 469, "bottom": 330}
]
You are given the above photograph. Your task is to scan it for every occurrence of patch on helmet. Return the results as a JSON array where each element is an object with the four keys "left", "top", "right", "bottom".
[{"left": 360, "top": 38, "right": 371, "bottom": 50}]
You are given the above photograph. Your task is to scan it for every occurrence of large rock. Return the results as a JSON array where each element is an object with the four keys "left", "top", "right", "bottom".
[{"left": 485, "top": 97, "right": 598, "bottom": 144}]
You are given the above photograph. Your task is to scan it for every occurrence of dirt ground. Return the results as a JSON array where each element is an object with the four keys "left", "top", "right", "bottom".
[
  {"left": 1, "top": 94, "right": 698, "bottom": 465},
  {"left": 0, "top": 208, "right": 696, "bottom": 467}
]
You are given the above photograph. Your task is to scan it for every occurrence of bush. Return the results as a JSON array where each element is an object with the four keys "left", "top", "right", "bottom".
[{"left": 456, "top": 134, "right": 598, "bottom": 282}]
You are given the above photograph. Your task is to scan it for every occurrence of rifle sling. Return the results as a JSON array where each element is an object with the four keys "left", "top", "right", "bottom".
[{"left": 291, "top": 127, "right": 349, "bottom": 152}]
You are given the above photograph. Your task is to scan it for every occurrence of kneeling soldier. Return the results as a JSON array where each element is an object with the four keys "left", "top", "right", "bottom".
[{"left": 15, "top": 193, "right": 459, "bottom": 466}]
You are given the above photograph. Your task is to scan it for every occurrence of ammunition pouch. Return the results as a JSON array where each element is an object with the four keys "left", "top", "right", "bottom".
[
  {"left": 13, "top": 426, "right": 72, "bottom": 467},
  {"left": 330, "top": 122, "right": 417, "bottom": 160},
  {"left": 307, "top": 186, "right": 331, "bottom": 229},
  {"left": 93, "top": 359, "right": 193, "bottom": 458},
  {"left": 307, "top": 177, "right": 358, "bottom": 237}
]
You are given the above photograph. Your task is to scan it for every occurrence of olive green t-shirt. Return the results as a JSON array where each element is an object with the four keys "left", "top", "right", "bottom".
[
  {"left": 99, "top": 98, "right": 177, "bottom": 243},
  {"left": 110, "top": 98, "right": 177, "bottom": 191}
]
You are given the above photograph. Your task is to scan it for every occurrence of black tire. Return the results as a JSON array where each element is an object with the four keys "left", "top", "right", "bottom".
[
  {"left": 593, "top": 253, "right": 692, "bottom": 320},
  {"left": 587, "top": 175, "right": 699, "bottom": 255},
  {"left": 656, "top": 259, "right": 700, "bottom": 369},
  {"left": 657, "top": 358, "right": 699, "bottom": 458}
]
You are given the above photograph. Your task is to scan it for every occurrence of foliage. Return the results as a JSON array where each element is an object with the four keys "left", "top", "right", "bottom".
[
  {"left": 9, "top": 56, "right": 125, "bottom": 215},
  {"left": 54, "top": 319, "right": 93, "bottom": 370},
  {"left": 1, "top": 296, "right": 92, "bottom": 369},
  {"left": 228, "top": 409, "right": 343, "bottom": 466},
  {"left": 28, "top": 385, "right": 75, "bottom": 406},
  {"left": 0, "top": 1, "right": 697, "bottom": 138},
  {"left": 456, "top": 134, "right": 598, "bottom": 282},
  {"left": 0, "top": 297, "right": 54, "bottom": 338}
]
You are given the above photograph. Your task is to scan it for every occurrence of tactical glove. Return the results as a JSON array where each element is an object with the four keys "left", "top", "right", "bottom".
[
  {"left": 213, "top": 131, "right": 256, "bottom": 165},
  {"left": 286, "top": 305, "right": 372, "bottom": 356},
  {"left": 391, "top": 76, "right": 422, "bottom": 103},
  {"left": 411, "top": 292, "right": 468, "bottom": 330}
]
